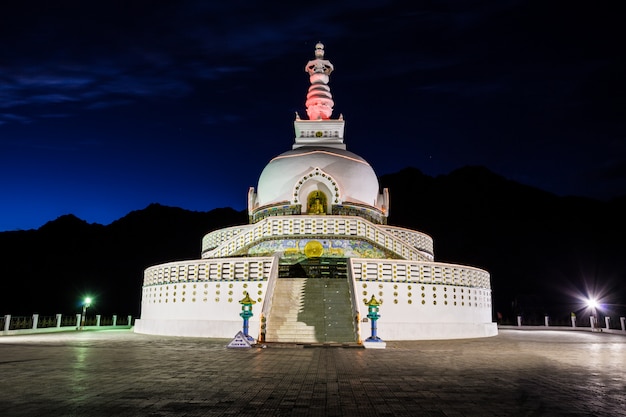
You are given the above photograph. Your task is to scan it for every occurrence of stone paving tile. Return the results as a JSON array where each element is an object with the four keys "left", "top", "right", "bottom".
[{"left": 0, "top": 329, "right": 625, "bottom": 416}]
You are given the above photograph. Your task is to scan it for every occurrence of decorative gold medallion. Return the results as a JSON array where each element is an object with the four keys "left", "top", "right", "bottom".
[{"left": 303, "top": 240, "right": 323, "bottom": 257}]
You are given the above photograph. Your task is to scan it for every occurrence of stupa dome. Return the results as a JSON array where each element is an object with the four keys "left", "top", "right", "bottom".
[{"left": 255, "top": 146, "right": 380, "bottom": 209}]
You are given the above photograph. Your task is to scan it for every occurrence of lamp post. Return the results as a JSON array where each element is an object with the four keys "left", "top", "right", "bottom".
[
  {"left": 365, "top": 295, "right": 383, "bottom": 343},
  {"left": 587, "top": 298, "right": 599, "bottom": 332},
  {"left": 239, "top": 292, "right": 256, "bottom": 343},
  {"left": 80, "top": 297, "right": 92, "bottom": 330}
]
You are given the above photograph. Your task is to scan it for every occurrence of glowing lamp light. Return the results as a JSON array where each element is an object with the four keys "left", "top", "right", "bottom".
[
  {"left": 586, "top": 297, "right": 601, "bottom": 331},
  {"left": 80, "top": 296, "right": 93, "bottom": 330}
]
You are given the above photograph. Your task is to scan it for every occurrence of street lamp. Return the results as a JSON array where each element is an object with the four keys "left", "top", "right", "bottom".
[
  {"left": 587, "top": 297, "right": 599, "bottom": 331},
  {"left": 239, "top": 292, "right": 256, "bottom": 342},
  {"left": 365, "top": 295, "right": 384, "bottom": 343},
  {"left": 80, "top": 297, "right": 92, "bottom": 330}
]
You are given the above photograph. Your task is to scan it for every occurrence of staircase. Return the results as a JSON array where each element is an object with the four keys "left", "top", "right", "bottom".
[{"left": 265, "top": 277, "right": 356, "bottom": 344}]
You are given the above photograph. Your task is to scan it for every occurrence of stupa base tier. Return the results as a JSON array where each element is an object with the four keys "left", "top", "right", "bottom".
[
  {"left": 370, "top": 322, "right": 498, "bottom": 341},
  {"left": 136, "top": 271, "right": 496, "bottom": 341},
  {"left": 134, "top": 317, "right": 496, "bottom": 341},
  {"left": 134, "top": 318, "right": 259, "bottom": 339}
]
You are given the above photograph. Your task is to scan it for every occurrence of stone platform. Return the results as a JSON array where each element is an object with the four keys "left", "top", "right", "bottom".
[{"left": 1, "top": 329, "right": 625, "bottom": 416}]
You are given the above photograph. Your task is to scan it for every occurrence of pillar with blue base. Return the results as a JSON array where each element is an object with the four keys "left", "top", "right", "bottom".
[
  {"left": 363, "top": 295, "right": 386, "bottom": 349},
  {"left": 239, "top": 292, "right": 256, "bottom": 343}
]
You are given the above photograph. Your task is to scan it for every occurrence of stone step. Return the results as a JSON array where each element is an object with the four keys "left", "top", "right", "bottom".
[
  {"left": 272, "top": 327, "right": 317, "bottom": 334},
  {"left": 266, "top": 276, "right": 357, "bottom": 343},
  {"left": 271, "top": 321, "right": 352, "bottom": 329}
]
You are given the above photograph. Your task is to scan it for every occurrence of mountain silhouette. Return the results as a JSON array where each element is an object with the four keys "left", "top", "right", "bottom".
[
  {"left": 0, "top": 204, "right": 246, "bottom": 317},
  {"left": 381, "top": 166, "right": 626, "bottom": 322},
  {"left": 1, "top": 167, "right": 624, "bottom": 324}
]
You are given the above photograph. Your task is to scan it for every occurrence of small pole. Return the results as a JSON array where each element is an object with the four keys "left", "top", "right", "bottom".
[
  {"left": 81, "top": 305, "right": 87, "bottom": 330},
  {"left": 80, "top": 297, "right": 92, "bottom": 330}
]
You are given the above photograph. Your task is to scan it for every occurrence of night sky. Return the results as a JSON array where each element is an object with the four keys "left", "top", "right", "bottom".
[{"left": 1, "top": 1, "right": 624, "bottom": 232}]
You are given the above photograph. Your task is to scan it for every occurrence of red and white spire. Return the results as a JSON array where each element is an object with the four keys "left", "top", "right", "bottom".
[
  {"left": 293, "top": 43, "right": 345, "bottom": 150},
  {"left": 304, "top": 42, "right": 335, "bottom": 120}
]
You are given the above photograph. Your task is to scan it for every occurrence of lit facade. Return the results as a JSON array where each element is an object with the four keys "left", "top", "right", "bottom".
[{"left": 134, "top": 44, "right": 497, "bottom": 341}]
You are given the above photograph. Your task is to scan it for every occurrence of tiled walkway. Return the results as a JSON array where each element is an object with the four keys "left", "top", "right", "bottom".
[{"left": 1, "top": 329, "right": 625, "bottom": 416}]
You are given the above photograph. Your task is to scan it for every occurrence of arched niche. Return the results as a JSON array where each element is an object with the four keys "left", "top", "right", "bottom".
[
  {"left": 292, "top": 167, "right": 341, "bottom": 213},
  {"left": 307, "top": 190, "right": 328, "bottom": 215}
]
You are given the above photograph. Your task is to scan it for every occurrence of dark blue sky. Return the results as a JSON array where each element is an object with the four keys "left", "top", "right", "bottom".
[{"left": 1, "top": 1, "right": 624, "bottom": 231}]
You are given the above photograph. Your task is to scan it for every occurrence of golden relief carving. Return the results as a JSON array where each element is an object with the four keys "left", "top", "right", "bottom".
[{"left": 304, "top": 240, "right": 324, "bottom": 258}]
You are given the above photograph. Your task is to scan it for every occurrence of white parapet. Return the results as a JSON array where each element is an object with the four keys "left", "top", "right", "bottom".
[{"left": 349, "top": 258, "right": 496, "bottom": 340}]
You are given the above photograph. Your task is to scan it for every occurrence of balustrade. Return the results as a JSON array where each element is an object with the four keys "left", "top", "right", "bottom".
[{"left": 2, "top": 314, "right": 133, "bottom": 336}]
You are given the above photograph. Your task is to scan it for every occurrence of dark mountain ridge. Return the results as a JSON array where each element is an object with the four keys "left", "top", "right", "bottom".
[
  {"left": 381, "top": 166, "right": 626, "bottom": 321},
  {"left": 0, "top": 205, "right": 247, "bottom": 317},
  {"left": 1, "top": 166, "right": 624, "bottom": 322}
]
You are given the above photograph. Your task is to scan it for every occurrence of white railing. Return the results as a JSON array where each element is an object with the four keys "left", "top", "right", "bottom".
[
  {"left": 201, "top": 216, "right": 433, "bottom": 261},
  {"left": 2, "top": 314, "right": 133, "bottom": 336},
  {"left": 143, "top": 257, "right": 275, "bottom": 286},
  {"left": 350, "top": 259, "right": 491, "bottom": 289},
  {"left": 202, "top": 225, "right": 253, "bottom": 251},
  {"left": 380, "top": 225, "right": 434, "bottom": 259}
]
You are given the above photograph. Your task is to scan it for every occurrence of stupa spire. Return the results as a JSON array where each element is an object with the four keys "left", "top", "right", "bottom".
[
  {"left": 293, "top": 43, "right": 345, "bottom": 150},
  {"left": 304, "top": 42, "right": 335, "bottom": 120}
]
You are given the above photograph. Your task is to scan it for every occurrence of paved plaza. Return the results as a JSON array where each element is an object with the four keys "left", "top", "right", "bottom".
[{"left": 0, "top": 329, "right": 625, "bottom": 416}]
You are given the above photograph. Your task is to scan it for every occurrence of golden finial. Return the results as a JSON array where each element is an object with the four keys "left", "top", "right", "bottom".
[
  {"left": 239, "top": 291, "right": 256, "bottom": 305},
  {"left": 366, "top": 295, "right": 381, "bottom": 307}
]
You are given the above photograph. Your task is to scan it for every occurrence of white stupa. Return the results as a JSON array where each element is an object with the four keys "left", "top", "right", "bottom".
[{"left": 134, "top": 43, "right": 497, "bottom": 342}]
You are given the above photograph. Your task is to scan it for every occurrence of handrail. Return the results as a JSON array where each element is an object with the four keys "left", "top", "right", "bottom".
[
  {"left": 201, "top": 215, "right": 433, "bottom": 262},
  {"left": 349, "top": 258, "right": 491, "bottom": 289},
  {"left": 347, "top": 261, "right": 362, "bottom": 343},
  {"left": 260, "top": 253, "right": 282, "bottom": 319}
]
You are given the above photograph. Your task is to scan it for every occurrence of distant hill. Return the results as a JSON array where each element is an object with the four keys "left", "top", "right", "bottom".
[
  {"left": 1, "top": 166, "right": 624, "bottom": 322},
  {"left": 0, "top": 205, "right": 247, "bottom": 316},
  {"left": 381, "top": 166, "right": 626, "bottom": 322}
]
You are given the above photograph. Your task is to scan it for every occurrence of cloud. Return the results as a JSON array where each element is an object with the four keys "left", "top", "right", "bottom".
[
  {"left": 0, "top": 1, "right": 418, "bottom": 124},
  {"left": 12, "top": 73, "right": 93, "bottom": 89},
  {"left": 0, "top": 61, "right": 193, "bottom": 120},
  {"left": 0, "top": 113, "right": 32, "bottom": 124},
  {"left": 30, "top": 94, "right": 78, "bottom": 104}
]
